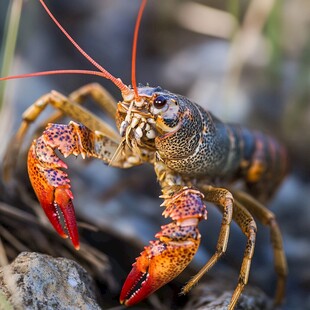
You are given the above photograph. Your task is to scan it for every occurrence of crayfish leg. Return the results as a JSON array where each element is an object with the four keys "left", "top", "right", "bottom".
[
  {"left": 181, "top": 185, "right": 234, "bottom": 294},
  {"left": 232, "top": 190, "right": 287, "bottom": 306}
]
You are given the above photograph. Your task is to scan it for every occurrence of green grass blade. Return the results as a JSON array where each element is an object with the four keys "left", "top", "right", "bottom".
[{"left": 0, "top": 0, "right": 24, "bottom": 110}]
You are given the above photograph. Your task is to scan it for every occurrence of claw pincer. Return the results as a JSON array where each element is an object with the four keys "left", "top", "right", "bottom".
[
  {"left": 27, "top": 121, "right": 97, "bottom": 250},
  {"left": 120, "top": 187, "right": 207, "bottom": 305}
]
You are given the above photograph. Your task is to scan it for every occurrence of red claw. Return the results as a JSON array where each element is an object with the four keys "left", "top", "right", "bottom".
[
  {"left": 120, "top": 238, "right": 200, "bottom": 306},
  {"left": 54, "top": 187, "right": 79, "bottom": 250},
  {"left": 120, "top": 251, "right": 153, "bottom": 306},
  {"left": 120, "top": 188, "right": 206, "bottom": 306},
  {"left": 28, "top": 139, "right": 80, "bottom": 249}
]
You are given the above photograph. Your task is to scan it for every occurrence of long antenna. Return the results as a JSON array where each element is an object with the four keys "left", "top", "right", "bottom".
[
  {"left": 0, "top": 70, "right": 117, "bottom": 81},
  {"left": 38, "top": 0, "right": 130, "bottom": 94},
  {"left": 1, "top": 0, "right": 148, "bottom": 99},
  {"left": 131, "top": 0, "right": 147, "bottom": 100}
]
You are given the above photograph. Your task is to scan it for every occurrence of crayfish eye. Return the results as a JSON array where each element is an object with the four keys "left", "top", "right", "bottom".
[{"left": 153, "top": 95, "right": 167, "bottom": 109}]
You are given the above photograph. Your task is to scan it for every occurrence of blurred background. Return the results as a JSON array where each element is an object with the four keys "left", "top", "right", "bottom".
[{"left": 0, "top": 0, "right": 309, "bottom": 309}]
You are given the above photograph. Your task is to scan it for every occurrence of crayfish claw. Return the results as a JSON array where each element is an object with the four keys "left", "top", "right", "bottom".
[
  {"left": 54, "top": 187, "right": 79, "bottom": 249},
  {"left": 120, "top": 251, "right": 150, "bottom": 306},
  {"left": 120, "top": 238, "right": 200, "bottom": 306},
  {"left": 27, "top": 137, "right": 80, "bottom": 249},
  {"left": 120, "top": 187, "right": 206, "bottom": 305}
]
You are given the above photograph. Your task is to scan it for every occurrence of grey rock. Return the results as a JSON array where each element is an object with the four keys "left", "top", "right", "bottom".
[
  {"left": 0, "top": 252, "right": 100, "bottom": 310},
  {"left": 183, "top": 277, "right": 273, "bottom": 310}
]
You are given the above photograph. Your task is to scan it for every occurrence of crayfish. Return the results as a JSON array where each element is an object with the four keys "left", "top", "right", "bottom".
[{"left": 1, "top": 0, "right": 288, "bottom": 309}]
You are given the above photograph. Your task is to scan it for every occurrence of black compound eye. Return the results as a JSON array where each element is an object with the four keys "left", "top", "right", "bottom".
[{"left": 153, "top": 95, "right": 167, "bottom": 109}]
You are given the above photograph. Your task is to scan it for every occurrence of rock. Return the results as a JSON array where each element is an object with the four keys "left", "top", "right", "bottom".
[
  {"left": 183, "top": 277, "right": 273, "bottom": 310},
  {"left": 0, "top": 252, "right": 100, "bottom": 310}
]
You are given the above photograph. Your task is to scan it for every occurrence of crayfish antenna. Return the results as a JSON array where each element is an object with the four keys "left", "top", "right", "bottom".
[
  {"left": 1, "top": 0, "right": 149, "bottom": 101},
  {"left": 131, "top": 0, "right": 147, "bottom": 101},
  {"left": 1, "top": 1, "right": 131, "bottom": 96},
  {"left": 38, "top": 0, "right": 130, "bottom": 94}
]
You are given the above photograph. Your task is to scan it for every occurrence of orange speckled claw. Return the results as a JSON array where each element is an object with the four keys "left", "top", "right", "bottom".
[
  {"left": 120, "top": 229, "right": 200, "bottom": 306},
  {"left": 28, "top": 137, "right": 80, "bottom": 249},
  {"left": 120, "top": 187, "right": 206, "bottom": 306}
]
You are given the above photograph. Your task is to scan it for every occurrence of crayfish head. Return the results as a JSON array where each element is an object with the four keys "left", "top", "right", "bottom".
[
  {"left": 116, "top": 85, "right": 198, "bottom": 164},
  {"left": 115, "top": 86, "right": 160, "bottom": 154},
  {"left": 116, "top": 86, "right": 184, "bottom": 142}
]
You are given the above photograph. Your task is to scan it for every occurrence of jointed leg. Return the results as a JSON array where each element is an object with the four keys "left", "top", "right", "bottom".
[
  {"left": 68, "top": 82, "right": 117, "bottom": 118},
  {"left": 182, "top": 184, "right": 257, "bottom": 310},
  {"left": 3, "top": 86, "right": 120, "bottom": 180},
  {"left": 228, "top": 199, "right": 257, "bottom": 310},
  {"left": 232, "top": 190, "right": 287, "bottom": 305},
  {"left": 182, "top": 185, "right": 233, "bottom": 294},
  {"left": 21, "top": 88, "right": 120, "bottom": 141},
  {"left": 35, "top": 83, "right": 118, "bottom": 134}
]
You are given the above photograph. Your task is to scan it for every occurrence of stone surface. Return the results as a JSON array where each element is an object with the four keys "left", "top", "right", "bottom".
[
  {"left": 183, "top": 277, "right": 273, "bottom": 310},
  {"left": 0, "top": 252, "right": 100, "bottom": 310}
]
